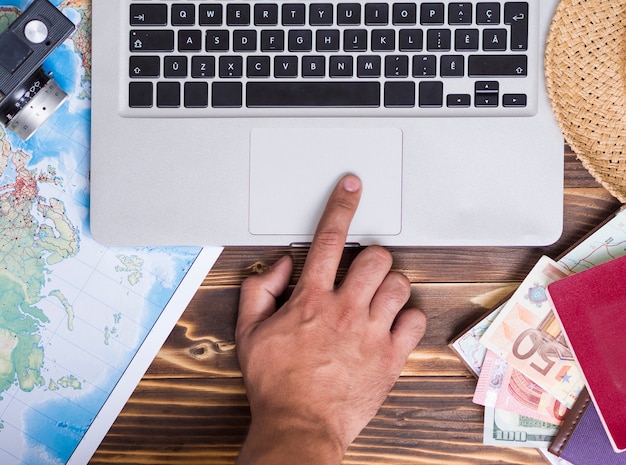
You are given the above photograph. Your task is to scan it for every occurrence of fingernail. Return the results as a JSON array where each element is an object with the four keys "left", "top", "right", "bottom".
[{"left": 343, "top": 175, "right": 361, "bottom": 193}]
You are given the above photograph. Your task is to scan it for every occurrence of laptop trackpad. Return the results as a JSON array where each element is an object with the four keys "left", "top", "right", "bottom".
[{"left": 249, "top": 127, "right": 403, "bottom": 236}]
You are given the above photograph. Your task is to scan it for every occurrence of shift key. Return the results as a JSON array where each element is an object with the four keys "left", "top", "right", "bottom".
[{"left": 468, "top": 55, "right": 527, "bottom": 77}]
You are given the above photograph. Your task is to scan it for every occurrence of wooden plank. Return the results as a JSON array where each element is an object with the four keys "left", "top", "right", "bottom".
[
  {"left": 90, "top": 377, "right": 546, "bottom": 465},
  {"left": 145, "top": 282, "right": 515, "bottom": 380}
]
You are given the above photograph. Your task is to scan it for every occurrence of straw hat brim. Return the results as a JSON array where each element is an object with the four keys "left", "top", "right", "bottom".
[{"left": 545, "top": 0, "right": 626, "bottom": 202}]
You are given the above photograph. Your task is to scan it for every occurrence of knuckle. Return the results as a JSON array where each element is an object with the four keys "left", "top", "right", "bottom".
[
  {"left": 366, "top": 245, "right": 393, "bottom": 266},
  {"left": 314, "top": 228, "right": 345, "bottom": 248}
]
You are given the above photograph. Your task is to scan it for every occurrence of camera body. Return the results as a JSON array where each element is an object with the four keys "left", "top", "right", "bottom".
[{"left": 0, "top": 0, "right": 75, "bottom": 140}]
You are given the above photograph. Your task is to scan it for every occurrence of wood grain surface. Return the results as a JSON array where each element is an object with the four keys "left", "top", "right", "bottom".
[{"left": 90, "top": 146, "right": 622, "bottom": 464}]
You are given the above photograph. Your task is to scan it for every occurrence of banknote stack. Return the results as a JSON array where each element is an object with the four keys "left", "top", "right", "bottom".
[{"left": 450, "top": 208, "right": 626, "bottom": 464}]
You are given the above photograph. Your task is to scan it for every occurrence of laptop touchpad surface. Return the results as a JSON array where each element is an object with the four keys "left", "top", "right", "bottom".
[{"left": 249, "top": 127, "right": 403, "bottom": 236}]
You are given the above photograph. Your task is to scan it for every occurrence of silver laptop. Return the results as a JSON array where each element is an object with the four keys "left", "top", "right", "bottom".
[{"left": 90, "top": 0, "right": 563, "bottom": 247}]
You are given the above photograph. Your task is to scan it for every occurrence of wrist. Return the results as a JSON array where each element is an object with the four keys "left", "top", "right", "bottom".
[{"left": 237, "top": 413, "right": 346, "bottom": 465}]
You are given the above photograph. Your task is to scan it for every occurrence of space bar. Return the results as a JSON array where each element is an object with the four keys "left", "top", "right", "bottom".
[{"left": 246, "top": 82, "right": 380, "bottom": 107}]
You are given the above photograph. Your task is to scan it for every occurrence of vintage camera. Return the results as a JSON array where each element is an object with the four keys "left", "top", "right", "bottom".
[{"left": 0, "top": 0, "right": 75, "bottom": 140}]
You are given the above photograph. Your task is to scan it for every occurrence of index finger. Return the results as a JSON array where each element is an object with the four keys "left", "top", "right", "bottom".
[{"left": 299, "top": 175, "right": 362, "bottom": 291}]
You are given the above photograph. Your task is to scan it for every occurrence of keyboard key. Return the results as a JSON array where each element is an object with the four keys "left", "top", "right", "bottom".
[
  {"left": 393, "top": 3, "right": 417, "bottom": 24},
  {"left": 418, "top": 81, "right": 443, "bottom": 107},
  {"left": 504, "top": 2, "right": 529, "bottom": 50},
  {"left": 282, "top": 3, "right": 305, "bottom": 25},
  {"left": 164, "top": 56, "right": 188, "bottom": 77},
  {"left": 184, "top": 82, "right": 208, "bottom": 108},
  {"left": 357, "top": 55, "right": 381, "bottom": 77},
  {"left": 329, "top": 56, "right": 353, "bottom": 77},
  {"left": 365, "top": 3, "right": 389, "bottom": 25},
  {"left": 171, "top": 4, "right": 195, "bottom": 26},
  {"left": 420, "top": 3, "right": 445, "bottom": 24},
  {"left": 130, "top": 30, "right": 174, "bottom": 52},
  {"left": 129, "top": 82, "right": 153, "bottom": 107},
  {"left": 474, "top": 81, "right": 499, "bottom": 106},
  {"left": 483, "top": 29, "right": 507, "bottom": 51},
  {"left": 371, "top": 29, "right": 395, "bottom": 51},
  {"left": 427, "top": 29, "right": 451, "bottom": 51},
  {"left": 233, "top": 30, "right": 257, "bottom": 51},
  {"left": 455, "top": 29, "right": 479, "bottom": 50},
  {"left": 212, "top": 82, "right": 242, "bottom": 107},
  {"left": 468, "top": 54, "right": 527, "bottom": 76},
  {"left": 310, "top": 3, "right": 334, "bottom": 26},
  {"left": 440, "top": 55, "right": 464, "bottom": 76},
  {"left": 129, "top": 56, "right": 160, "bottom": 78},
  {"left": 289, "top": 30, "right": 313, "bottom": 51},
  {"left": 246, "top": 82, "right": 380, "bottom": 107},
  {"left": 399, "top": 29, "right": 423, "bottom": 51},
  {"left": 191, "top": 56, "right": 215, "bottom": 78},
  {"left": 130, "top": 4, "right": 167, "bottom": 26},
  {"left": 219, "top": 56, "right": 243, "bottom": 78},
  {"left": 275, "top": 56, "right": 299, "bottom": 77},
  {"left": 448, "top": 3, "right": 472, "bottom": 24},
  {"left": 254, "top": 3, "right": 279, "bottom": 25},
  {"left": 178, "top": 30, "right": 202, "bottom": 51},
  {"left": 475, "top": 81, "right": 499, "bottom": 92},
  {"left": 447, "top": 93, "right": 471, "bottom": 107},
  {"left": 157, "top": 81, "right": 180, "bottom": 107},
  {"left": 199, "top": 4, "right": 223, "bottom": 25},
  {"left": 384, "top": 81, "right": 415, "bottom": 107},
  {"left": 413, "top": 55, "right": 436, "bottom": 77},
  {"left": 476, "top": 2, "right": 500, "bottom": 24},
  {"left": 206, "top": 30, "right": 229, "bottom": 51},
  {"left": 503, "top": 93, "right": 527, "bottom": 107},
  {"left": 302, "top": 55, "right": 326, "bottom": 76},
  {"left": 227, "top": 4, "right": 250, "bottom": 25},
  {"left": 261, "top": 30, "right": 284, "bottom": 51},
  {"left": 385, "top": 55, "right": 409, "bottom": 77},
  {"left": 316, "top": 30, "right": 340, "bottom": 51},
  {"left": 337, "top": 3, "right": 361, "bottom": 25},
  {"left": 247, "top": 56, "right": 271, "bottom": 77},
  {"left": 344, "top": 29, "right": 367, "bottom": 51},
  {"left": 475, "top": 93, "right": 498, "bottom": 106}
]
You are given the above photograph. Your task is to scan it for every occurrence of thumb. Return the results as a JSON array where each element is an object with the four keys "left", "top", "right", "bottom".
[{"left": 236, "top": 255, "right": 293, "bottom": 342}]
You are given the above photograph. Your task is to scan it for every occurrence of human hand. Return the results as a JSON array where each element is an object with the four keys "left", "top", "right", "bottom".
[{"left": 235, "top": 175, "right": 427, "bottom": 465}]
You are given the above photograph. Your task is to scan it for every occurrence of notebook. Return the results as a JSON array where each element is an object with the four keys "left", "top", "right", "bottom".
[
  {"left": 90, "top": 0, "right": 564, "bottom": 246},
  {"left": 549, "top": 389, "right": 626, "bottom": 465}
]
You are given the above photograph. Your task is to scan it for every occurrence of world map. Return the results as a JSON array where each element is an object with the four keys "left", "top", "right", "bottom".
[{"left": 0, "top": 1, "right": 221, "bottom": 463}]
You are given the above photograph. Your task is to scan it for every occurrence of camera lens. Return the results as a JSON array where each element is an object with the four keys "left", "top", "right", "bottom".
[{"left": 0, "top": 67, "right": 67, "bottom": 140}]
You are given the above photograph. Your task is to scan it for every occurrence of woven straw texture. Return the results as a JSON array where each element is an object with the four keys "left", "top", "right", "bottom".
[{"left": 545, "top": 0, "right": 626, "bottom": 202}]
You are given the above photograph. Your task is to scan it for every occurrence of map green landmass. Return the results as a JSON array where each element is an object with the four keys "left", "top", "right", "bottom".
[
  {"left": 115, "top": 255, "right": 144, "bottom": 285},
  {"left": 0, "top": 1, "right": 89, "bottom": 411},
  {"left": 0, "top": 125, "right": 80, "bottom": 401}
]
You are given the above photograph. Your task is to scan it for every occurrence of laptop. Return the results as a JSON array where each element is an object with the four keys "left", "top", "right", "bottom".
[{"left": 90, "top": 0, "right": 564, "bottom": 247}]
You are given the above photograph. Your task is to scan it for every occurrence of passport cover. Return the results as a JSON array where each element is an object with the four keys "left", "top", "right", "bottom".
[
  {"left": 549, "top": 388, "right": 626, "bottom": 464},
  {"left": 548, "top": 255, "right": 626, "bottom": 453}
]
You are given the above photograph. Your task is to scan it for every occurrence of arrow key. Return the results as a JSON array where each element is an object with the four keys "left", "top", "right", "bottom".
[{"left": 503, "top": 93, "right": 527, "bottom": 107}]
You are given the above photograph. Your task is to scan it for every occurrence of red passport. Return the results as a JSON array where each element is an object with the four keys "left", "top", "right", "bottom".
[{"left": 548, "top": 255, "right": 626, "bottom": 453}]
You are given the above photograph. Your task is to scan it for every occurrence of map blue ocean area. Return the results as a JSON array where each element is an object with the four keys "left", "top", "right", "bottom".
[{"left": 0, "top": 1, "right": 222, "bottom": 463}]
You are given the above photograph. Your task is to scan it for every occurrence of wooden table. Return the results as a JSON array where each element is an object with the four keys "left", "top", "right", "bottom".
[{"left": 90, "top": 146, "right": 621, "bottom": 465}]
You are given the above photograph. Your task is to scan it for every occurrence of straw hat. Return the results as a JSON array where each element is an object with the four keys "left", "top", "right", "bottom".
[{"left": 545, "top": 0, "right": 626, "bottom": 202}]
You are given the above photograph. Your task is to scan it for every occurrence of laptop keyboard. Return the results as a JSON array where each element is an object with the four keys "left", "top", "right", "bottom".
[{"left": 126, "top": 1, "right": 537, "bottom": 116}]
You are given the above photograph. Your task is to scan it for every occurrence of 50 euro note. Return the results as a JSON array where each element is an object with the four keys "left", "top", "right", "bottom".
[
  {"left": 479, "top": 256, "right": 584, "bottom": 408},
  {"left": 473, "top": 350, "right": 568, "bottom": 425}
]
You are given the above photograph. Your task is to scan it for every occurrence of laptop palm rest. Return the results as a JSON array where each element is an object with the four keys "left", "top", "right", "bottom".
[{"left": 249, "top": 127, "right": 403, "bottom": 237}]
